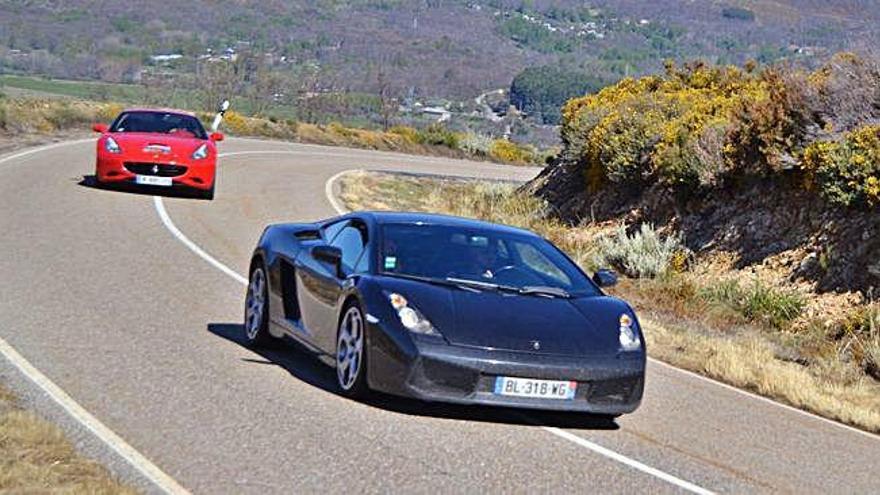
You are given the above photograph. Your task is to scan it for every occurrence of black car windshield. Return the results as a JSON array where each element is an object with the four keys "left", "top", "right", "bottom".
[
  {"left": 110, "top": 111, "right": 208, "bottom": 139},
  {"left": 381, "top": 223, "right": 600, "bottom": 297}
]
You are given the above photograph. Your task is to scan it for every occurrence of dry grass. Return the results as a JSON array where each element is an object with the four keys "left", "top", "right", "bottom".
[
  {"left": 0, "top": 97, "right": 121, "bottom": 134},
  {"left": 0, "top": 95, "right": 539, "bottom": 166},
  {"left": 339, "top": 170, "right": 880, "bottom": 433},
  {"left": 642, "top": 316, "right": 880, "bottom": 432},
  {"left": 0, "top": 384, "right": 136, "bottom": 493}
]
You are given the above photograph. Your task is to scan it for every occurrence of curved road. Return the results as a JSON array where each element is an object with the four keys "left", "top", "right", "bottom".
[{"left": 0, "top": 138, "right": 877, "bottom": 494}]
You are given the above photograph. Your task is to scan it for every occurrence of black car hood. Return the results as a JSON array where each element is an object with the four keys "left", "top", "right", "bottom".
[{"left": 375, "top": 277, "right": 629, "bottom": 357}]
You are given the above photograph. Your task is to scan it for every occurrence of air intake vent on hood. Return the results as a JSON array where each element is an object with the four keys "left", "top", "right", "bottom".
[{"left": 294, "top": 229, "right": 321, "bottom": 240}]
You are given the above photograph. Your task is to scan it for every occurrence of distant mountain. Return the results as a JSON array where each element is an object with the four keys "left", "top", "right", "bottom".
[{"left": 1, "top": 1, "right": 877, "bottom": 100}]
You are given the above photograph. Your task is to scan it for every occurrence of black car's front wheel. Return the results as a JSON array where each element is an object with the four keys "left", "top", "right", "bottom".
[
  {"left": 336, "top": 304, "right": 369, "bottom": 397},
  {"left": 244, "top": 263, "right": 275, "bottom": 347}
]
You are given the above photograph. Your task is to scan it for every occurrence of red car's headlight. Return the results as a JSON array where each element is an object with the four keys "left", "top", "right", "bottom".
[
  {"left": 104, "top": 136, "right": 121, "bottom": 154},
  {"left": 192, "top": 143, "right": 209, "bottom": 160}
]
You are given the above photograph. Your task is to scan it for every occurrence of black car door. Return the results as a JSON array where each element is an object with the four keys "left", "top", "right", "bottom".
[
  {"left": 292, "top": 220, "right": 347, "bottom": 343},
  {"left": 295, "top": 220, "right": 368, "bottom": 353}
]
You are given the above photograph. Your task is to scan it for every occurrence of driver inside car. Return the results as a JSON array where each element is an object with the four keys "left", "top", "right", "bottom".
[{"left": 467, "top": 242, "right": 507, "bottom": 280}]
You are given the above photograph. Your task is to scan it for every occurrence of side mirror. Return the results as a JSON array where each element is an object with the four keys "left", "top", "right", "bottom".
[
  {"left": 92, "top": 123, "right": 108, "bottom": 133},
  {"left": 312, "top": 244, "right": 342, "bottom": 268},
  {"left": 592, "top": 269, "right": 618, "bottom": 288},
  {"left": 210, "top": 132, "right": 224, "bottom": 142}
]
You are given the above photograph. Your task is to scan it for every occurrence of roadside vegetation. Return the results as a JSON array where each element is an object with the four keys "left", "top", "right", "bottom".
[
  {"left": 0, "top": 384, "right": 135, "bottom": 493},
  {"left": 0, "top": 91, "right": 542, "bottom": 166},
  {"left": 338, "top": 170, "right": 880, "bottom": 433},
  {"left": 557, "top": 52, "right": 880, "bottom": 210}
]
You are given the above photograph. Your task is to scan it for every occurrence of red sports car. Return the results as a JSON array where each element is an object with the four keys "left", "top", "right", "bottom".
[{"left": 93, "top": 108, "right": 223, "bottom": 199}]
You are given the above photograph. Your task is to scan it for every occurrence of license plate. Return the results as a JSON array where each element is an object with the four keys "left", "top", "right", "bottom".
[
  {"left": 135, "top": 175, "right": 172, "bottom": 186},
  {"left": 493, "top": 376, "right": 577, "bottom": 400}
]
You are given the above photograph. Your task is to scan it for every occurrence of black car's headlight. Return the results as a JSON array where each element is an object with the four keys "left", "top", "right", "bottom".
[
  {"left": 618, "top": 313, "right": 642, "bottom": 351},
  {"left": 192, "top": 143, "right": 209, "bottom": 160},
  {"left": 387, "top": 292, "right": 441, "bottom": 336}
]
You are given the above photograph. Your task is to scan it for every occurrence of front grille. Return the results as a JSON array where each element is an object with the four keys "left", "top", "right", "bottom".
[
  {"left": 124, "top": 162, "right": 187, "bottom": 177},
  {"left": 413, "top": 358, "right": 480, "bottom": 395},
  {"left": 588, "top": 377, "right": 642, "bottom": 404}
]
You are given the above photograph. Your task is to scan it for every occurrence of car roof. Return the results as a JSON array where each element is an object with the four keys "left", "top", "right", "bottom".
[
  {"left": 355, "top": 211, "right": 540, "bottom": 238},
  {"left": 122, "top": 108, "right": 199, "bottom": 118}
]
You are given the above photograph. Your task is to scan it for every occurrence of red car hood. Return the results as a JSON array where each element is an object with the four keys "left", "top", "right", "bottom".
[{"left": 110, "top": 132, "right": 208, "bottom": 162}]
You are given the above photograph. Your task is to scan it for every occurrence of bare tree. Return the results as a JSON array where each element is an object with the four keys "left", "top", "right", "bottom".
[
  {"left": 376, "top": 63, "right": 398, "bottom": 131},
  {"left": 294, "top": 63, "right": 324, "bottom": 124},
  {"left": 249, "top": 61, "right": 286, "bottom": 116}
]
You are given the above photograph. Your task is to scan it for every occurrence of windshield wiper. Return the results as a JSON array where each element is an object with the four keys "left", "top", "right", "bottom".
[
  {"left": 445, "top": 277, "right": 526, "bottom": 295},
  {"left": 387, "top": 275, "right": 569, "bottom": 298},
  {"left": 445, "top": 277, "right": 524, "bottom": 294},
  {"left": 518, "top": 286, "right": 570, "bottom": 298},
  {"left": 384, "top": 273, "right": 484, "bottom": 293}
]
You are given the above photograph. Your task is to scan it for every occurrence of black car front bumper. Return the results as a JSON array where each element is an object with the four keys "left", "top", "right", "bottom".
[{"left": 368, "top": 333, "right": 645, "bottom": 415}]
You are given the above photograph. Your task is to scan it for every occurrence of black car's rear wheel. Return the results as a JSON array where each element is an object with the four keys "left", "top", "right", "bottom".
[
  {"left": 336, "top": 304, "right": 369, "bottom": 397},
  {"left": 244, "top": 263, "right": 275, "bottom": 347}
]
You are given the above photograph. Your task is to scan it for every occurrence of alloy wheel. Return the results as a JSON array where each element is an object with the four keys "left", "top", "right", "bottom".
[
  {"left": 245, "top": 267, "right": 266, "bottom": 340},
  {"left": 336, "top": 306, "right": 364, "bottom": 391}
]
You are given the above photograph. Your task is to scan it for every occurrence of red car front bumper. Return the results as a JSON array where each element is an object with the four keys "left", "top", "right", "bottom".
[{"left": 95, "top": 152, "right": 216, "bottom": 191}]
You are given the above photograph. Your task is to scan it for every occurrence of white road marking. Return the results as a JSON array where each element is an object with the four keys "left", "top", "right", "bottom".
[
  {"left": 0, "top": 338, "right": 190, "bottom": 495},
  {"left": 151, "top": 160, "right": 714, "bottom": 494},
  {"left": 647, "top": 358, "right": 880, "bottom": 441},
  {"left": 542, "top": 427, "right": 714, "bottom": 495},
  {"left": 0, "top": 138, "right": 94, "bottom": 164},
  {"left": 324, "top": 169, "right": 354, "bottom": 216},
  {"left": 323, "top": 167, "right": 880, "bottom": 442},
  {"left": 153, "top": 196, "right": 247, "bottom": 286},
  {"left": 0, "top": 140, "right": 190, "bottom": 494}
]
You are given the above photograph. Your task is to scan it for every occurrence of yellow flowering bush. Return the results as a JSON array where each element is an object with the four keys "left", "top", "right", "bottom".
[
  {"left": 559, "top": 54, "right": 880, "bottom": 209},
  {"left": 561, "top": 62, "right": 778, "bottom": 191},
  {"left": 803, "top": 125, "right": 880, "bottom": 207},
  {"left": 489, "top": 139, "right": 536, "bottom": 165}
]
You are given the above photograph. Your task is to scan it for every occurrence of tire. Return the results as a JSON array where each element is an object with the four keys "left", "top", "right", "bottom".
[
  {"left": 201, "top": 184, "right": 215, "bottom": 200},
  {"left": 243, "top": 262, "right": 276, "bottom": 347},
  {"left": 594, "top": 414, "right": 620, "bottom": 422},
  {"left": 336, "top": 303, "right": 369, "bottom": 398}
]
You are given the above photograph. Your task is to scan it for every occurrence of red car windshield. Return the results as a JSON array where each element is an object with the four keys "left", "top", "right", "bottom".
[{"left": 110, "top": 111, "right": 208, "bottom": 140}]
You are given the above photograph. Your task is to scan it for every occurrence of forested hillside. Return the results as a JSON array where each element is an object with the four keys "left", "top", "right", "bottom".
[{"left": 2, "top": 0, "right": 878, "bottom": 100}]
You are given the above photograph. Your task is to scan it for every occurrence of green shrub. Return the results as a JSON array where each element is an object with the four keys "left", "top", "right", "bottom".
[
  {"left": 802, "top": 125, "right": 880, "bottom": 207},
  {"left": 701, "top": 278, "right": 806, "bottom": 329},
  {"left": 839, "top": 304, "right": 880, "bottom": 378},
  {"left": 593, "top": 224, "right": 688, "bottom": 278},
  {"left": 459, "top": 132, "right": 492, "bottom": 156},
  {"left": 416, "top": 124, "right": 460, "bottom": 148},
  {"left": 721, "top": 7, "right": 755, "bottom": 21}
]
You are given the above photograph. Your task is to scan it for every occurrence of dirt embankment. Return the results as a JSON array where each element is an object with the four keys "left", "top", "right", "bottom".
[{"left": 528, "top": 160, "right": 880, "bottom": 295}]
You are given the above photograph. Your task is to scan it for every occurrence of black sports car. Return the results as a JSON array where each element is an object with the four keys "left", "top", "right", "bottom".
[{"left": 245, "top": 212, "right": 645, "bottom": 416}]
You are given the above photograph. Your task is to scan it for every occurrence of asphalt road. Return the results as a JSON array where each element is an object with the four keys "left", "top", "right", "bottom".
[{"left": 0, "top": 138, "right": 877, "bottom": 494}]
